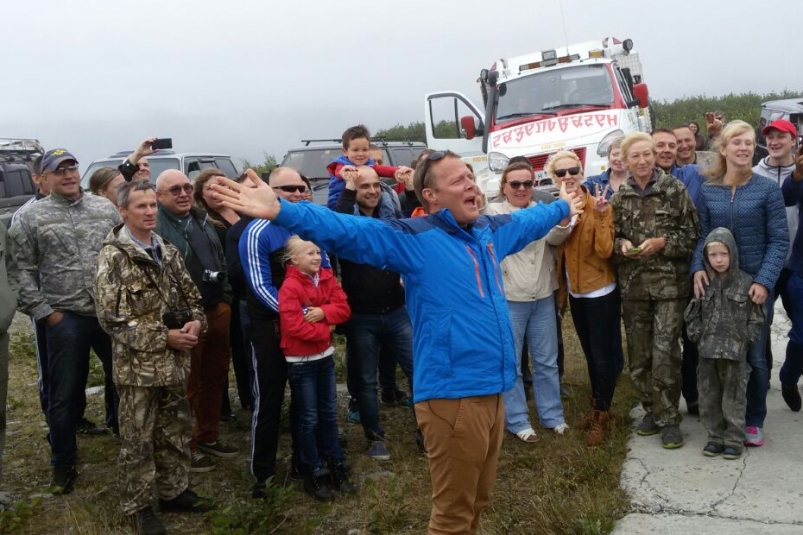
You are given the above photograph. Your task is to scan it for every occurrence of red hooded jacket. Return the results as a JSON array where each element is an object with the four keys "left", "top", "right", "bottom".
[{"left": 278, "top": 265, "right": 351, "bottom": 358}]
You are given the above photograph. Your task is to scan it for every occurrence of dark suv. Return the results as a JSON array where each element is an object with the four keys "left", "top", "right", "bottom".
[
  {"left": 0, "top": 138, "right": 42, "bottom": 228},
  {"left": 280, "top": 139, "right": 427, "bottom": 205},
  {"left": 755, "top": 98, "right": 803, "bottom": 164},
  {"left": 80, "top": 150, "right": 240, "bottom": 189}
]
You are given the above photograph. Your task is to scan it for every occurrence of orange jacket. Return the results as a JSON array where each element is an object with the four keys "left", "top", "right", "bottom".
[{"left": 557, "top": 188, "right": 615, "bottom": 309}]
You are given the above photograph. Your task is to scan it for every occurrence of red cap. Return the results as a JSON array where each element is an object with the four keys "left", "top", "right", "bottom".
[{"left": 761, "top": 119, "right": 798, "bottom": 138}]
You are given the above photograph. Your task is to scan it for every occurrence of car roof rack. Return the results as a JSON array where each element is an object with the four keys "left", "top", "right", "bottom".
[
  {"left": 0, "top": 137, "right": 45, "bottom": 155},
  {"left": 301, "top": 139, "right": 342, "bottom": 146},
  {"left": 300, "top": 137, "right": 423, "bottom": 147}
]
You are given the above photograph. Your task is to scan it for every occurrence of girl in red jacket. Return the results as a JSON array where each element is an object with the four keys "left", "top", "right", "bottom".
[{"left": 279, "top": 236, "right": 354, "bottom": 501}]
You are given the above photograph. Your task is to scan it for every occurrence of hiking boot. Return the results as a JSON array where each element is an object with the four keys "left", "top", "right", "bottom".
[
  {"left": 159, "top": 489, "right": 214, "bottom": 513},
  {"left": 328, "top": 460, "right": 357, "bottom": 494},
  {"left": 129, "top": 506, "right": 166, "bottom": 535},
  {"left": 661, "top": 425, "right": 684, "bottom": 449},
  {"left": 686, "top": 401, "right": 699, "bottom": 416},
  {"left": 51, "top": 465, "right": 78, "bottom": 495},
  {"left": 781, "top": 384, "right": 802, "bottom": 412},
  {"left": 76, "top": 418, "right": 108, "bottom": 436},
  {"left": 722, "top": 446, "right": 742, "bottom": 460},
  {"left": 368, "top": 440, "right": 391, "bottom": 460},
  {"left": 190, "top": 451, "right": 216, "bottom": 473},
  {"left": 744, "top": 426, "right": 764, "bottom": 447},
  {"left": 703, "top": 442, "right": 724, "bottom": 457},
  {"left": 197, "top": 440, "right": 239, "bottom": 458},
  {"left": 636, "top": 412, "right": 660, "bottom": 436},
  {"left": 586, "top": 410, "right": 609, "bottom": 447},
  {"left": 304, "top": 470, "right": 334, "bottom": 501}
]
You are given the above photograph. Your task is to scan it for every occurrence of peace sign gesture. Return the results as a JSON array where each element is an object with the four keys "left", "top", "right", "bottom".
[{"left": 593, "top": 183, "right": 611, "bottom": 213}]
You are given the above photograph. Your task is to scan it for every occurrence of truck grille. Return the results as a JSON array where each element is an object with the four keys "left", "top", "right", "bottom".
[{"left": 528, "top": 147, "right": 587, "bottom": 172}]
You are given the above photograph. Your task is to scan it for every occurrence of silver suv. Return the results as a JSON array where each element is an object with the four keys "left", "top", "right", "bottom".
[{"left": 80, "top": 149, "right": 240, "bottom": 189}]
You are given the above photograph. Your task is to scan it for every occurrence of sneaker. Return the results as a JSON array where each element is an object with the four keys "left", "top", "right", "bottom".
[
  {"left": 129, "top": 506, "right": 166, "bottom": 535},
  {"left": 76, "top": 418, "right": 109, "bottom": 436},
  {"left": 415, "top": 429, "right": 427, "bottom": 454},
  {"left": 722, "top": 446, "right": 742, "bottom": 460},
  {"left": 381, "top": 389, "right": 412, "bottom": 407},
  {"left": 51, "top": 465, "right": 78, "bottom": 495},
  {"left": 552, "top": 423, "right": 570, "bottom": 436},
  {"left": 197, "top": 440, "right": 239, "bottom": 458},
  {"left": 159, "top": 489, "right": 214, "bottom": 513},
  {"left": 219, "top": 411, "right": 237, "bottom": 423},
  {"left": 744, "top": 426, "right": 764, "bottom": 447},
  {"left": 781, "top": 384, "right": 802, "bottom": 412},
  {"left": 304, "top": 471, "right": 334, "bottom": 502},
  {"left": 703, "top": 442, "right": 724, "bottom": 457},
  {"left": 661, "top": 425, "right": 684, "bottom": 449},
  {"left": 190, "top": 451, "right": 216, "bottom": 473},
  {"left": 368, "top": 440, "right": 391, "bottom": 461},
  {"left": 686, "top": 401, "right": 700, "bottom": 416},
  {"left": 346, "top": 409, "right": 361, "bottom": 424},
  {"left": 636, "top": 412, "right": 660, "bottom": 436},
  {"left": 328, "top": 461, "right": 357, "bottom": 494}
]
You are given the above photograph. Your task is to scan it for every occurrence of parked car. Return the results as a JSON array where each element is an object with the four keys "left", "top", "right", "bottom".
[
  {"left": 755, "top": 98, "right": 803, "bottom": 164},
  {"left": 280, "top": 139, "right": 427, "bottom": 205},
  {"left": 80, "top": 149, "right": 240, "bottom": 189},
  {"left": 0, "top": 138, "right": 42, "bottom": 228}
]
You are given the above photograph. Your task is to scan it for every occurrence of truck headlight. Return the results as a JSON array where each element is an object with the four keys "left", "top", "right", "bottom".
[
  {"left": 597, "top": 129, "right": 625, "bottom": 157},
  {"left": 488, "top": 152, "right": 510, "bottom": 172}
]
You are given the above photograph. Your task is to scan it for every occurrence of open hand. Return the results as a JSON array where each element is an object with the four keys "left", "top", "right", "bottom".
[
  {"left": 693, "top": 270, "right": 709, "bottom": 298},
  {"left": 211, "top": 169, "right": 282, "bottom": 220}
]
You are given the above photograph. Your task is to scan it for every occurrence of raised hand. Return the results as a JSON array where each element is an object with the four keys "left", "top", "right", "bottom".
[
  {"left": 210, "top": 169, "right": 281, "bottom": 220},
  {"left": 705, "top": 112, "right": 723, "bottom": 137},
  {"left": 593, "top": 184, "right": 610, "bottom": 213},
  {"left": 559, "top": 180, "right": 584, "bottom": 217},
  {"left": 132, "top": 137, "right": 159, "bottom": 161},
  {"left": 793, "top": 143, "right": 803, "bottom": 181}
]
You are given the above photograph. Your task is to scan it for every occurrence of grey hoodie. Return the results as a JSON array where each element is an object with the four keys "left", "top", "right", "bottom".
[
  {"left": 684, "top": 227, "right": 765, "bottom": 361},
  {"left": 754, "top": 157, "right": 797, "bottom": 263}
]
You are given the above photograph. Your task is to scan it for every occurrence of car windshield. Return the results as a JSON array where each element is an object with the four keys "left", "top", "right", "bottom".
[
  {"left": 495, "top": 64, "right": 614, "bottom": 123},
  {"left": 282, "top": 148, "right": 343, "bottom": 179},
  {"left": 80, "top": 158, "right": 181, "bottom": 189}
]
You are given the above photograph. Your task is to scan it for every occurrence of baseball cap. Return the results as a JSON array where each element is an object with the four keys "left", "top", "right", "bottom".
[
  {"left": 761, "top": 119, "right": 798, "bottom": 138},
  {"left": 40, "top": 148, "right": 79, "bottom": 173}
]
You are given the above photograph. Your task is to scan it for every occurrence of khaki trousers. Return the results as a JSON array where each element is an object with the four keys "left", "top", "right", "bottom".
[{"left": 415, "top": 394, "right": 504, "bottom": 535}]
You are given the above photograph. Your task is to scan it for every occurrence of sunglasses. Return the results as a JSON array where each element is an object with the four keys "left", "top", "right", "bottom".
[
  {"left": 507, "top": 180, "right": 534, "bottom": 190},
  {"left": 416, "top": 151, "right": 447, "bottom": 184},
  {"left": 165, "top": 184, "right": 193, "bottom": 196},
  {"left": 273, "top": 185, "right": 308, "bottom": 193},
  {"left": 554, "top": 167, "right": 581, "bottom": 178},
  {"left": 50, "top": 165, "right": 80, "bottom": 177}
]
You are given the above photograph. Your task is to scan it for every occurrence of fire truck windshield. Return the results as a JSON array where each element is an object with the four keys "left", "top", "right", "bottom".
[{"left": 495, "top": 64, "right": 614, "bottom": 123}]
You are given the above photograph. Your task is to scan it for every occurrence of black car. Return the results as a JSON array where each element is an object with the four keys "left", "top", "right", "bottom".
[
  {"left": 0, "top": 138, "right": 42, "bottom": 228},
  {"left": 755, "top": 98, "right": 803, "bottom": 164}
]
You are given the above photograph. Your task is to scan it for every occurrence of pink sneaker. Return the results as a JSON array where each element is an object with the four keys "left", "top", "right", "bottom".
[{"left": 744, "top": 426, "right": 764, "bottom": 447}]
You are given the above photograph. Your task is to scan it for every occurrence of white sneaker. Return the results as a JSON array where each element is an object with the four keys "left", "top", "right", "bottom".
[
  {"left": 552, "top": 423, "right": 570, "bottom": 436},
  {"left": 515, "top": 428, "right": 539, "bottom": 443}
]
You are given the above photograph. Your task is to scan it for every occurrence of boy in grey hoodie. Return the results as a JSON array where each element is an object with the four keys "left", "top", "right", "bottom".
[{"left": 684, "top": 228, "right": 765, "bottom": 460}]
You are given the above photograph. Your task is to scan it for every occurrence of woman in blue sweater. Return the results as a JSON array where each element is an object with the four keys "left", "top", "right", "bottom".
[{"left": 691, "top": 120, "right": 788, "bottom": 447}]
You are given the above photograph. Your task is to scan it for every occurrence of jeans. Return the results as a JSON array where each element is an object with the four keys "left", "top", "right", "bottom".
[
  {"left": 504, "top": 295, "right": 565, "bottom": 432},
  {"left": 287, "top": 356, "right": 343, "bottom": 473},
  {"left": 745, "top": 293, "right": 774, "bottom": 428},
  {"left": 569, "top": 288, "right": 622, "bottom": 411},
  {"left": 780, "top": 272, "right": 803, "bottom": 386},
  {"left": 345, "top": 306, "right": 415, "bottom": 440},
  {"left": 46, "top": 311, "right": 116, "bottom": 467}
]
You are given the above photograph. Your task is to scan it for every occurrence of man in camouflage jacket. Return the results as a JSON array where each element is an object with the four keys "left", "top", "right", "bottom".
[
  {"left": 611, "top": 166, "right": 699, "bottom": 447},
  {"left": 684, "top": 227, "right": 765, "bottom": 456},
  {"left": 6, "top": 148, "right": 121, "bottom": 492},
  {"left": 94, "top": 181, "right": 211, "bottom": 534}
]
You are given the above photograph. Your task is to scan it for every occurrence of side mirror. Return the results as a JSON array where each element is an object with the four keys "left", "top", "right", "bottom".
[
  {"left": 461, "top": 115, "right": 482, "bottom": 140},
  {"left": 633, "top": 83, "right": 649, "bottom": 109}
]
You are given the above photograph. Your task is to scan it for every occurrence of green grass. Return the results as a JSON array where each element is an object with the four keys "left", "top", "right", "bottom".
[{"left": 2, "top": 314, "right": 638, "bottom": 534}]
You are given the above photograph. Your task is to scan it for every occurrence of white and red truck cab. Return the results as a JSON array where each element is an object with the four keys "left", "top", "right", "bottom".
[{"left": 424, "top": 37, "right": 652, "bottom": 196}]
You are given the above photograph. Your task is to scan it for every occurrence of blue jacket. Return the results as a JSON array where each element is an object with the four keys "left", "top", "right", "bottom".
[
  {"left": 584, "top": 170, "right": 615, "bottom": 199},
  {"left": 327, "top": 154, "right": 378, "bottom": 209},
  {"left": 782, "top": 175, "right": 803, "bottom": 276},
  {"left": 273, "top": 198, "right": 570, "bottom": 403},
  {"left": 691, "top": 174, "right": 788, "bottom": 289},
  {"left": 673, "top": 164, "right": 706, "bottom": 209}
]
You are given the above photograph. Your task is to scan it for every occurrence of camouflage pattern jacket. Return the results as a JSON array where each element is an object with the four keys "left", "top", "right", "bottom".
[
  {"left": 683, "top": 228, "right": 765, "bottom": 361},
  {"left": 611, "top": 168, "right": 700, "bottom": 300},
  {"left": 7, "top": 192, "right": 122, "bottom": 320},
  {"left": 94, "top": 224, "right": 206, "bottom": 387}
]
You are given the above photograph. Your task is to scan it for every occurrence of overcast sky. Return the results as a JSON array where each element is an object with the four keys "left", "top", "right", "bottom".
[{"left": 3, "top": 0, "right": 801, "bottom": 168}]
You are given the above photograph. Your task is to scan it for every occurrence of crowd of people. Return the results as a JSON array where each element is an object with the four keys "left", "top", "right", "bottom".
[{"left": 0, "top": 115, "right": 801, "bottom": 535}]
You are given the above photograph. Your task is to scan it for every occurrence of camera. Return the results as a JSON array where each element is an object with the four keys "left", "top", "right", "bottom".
[
  {"left": 203, "top": 269, "right": 226, "bottom": 283},
  {"left": 162, "top": 308, "right": 193, "bottom": 329}
]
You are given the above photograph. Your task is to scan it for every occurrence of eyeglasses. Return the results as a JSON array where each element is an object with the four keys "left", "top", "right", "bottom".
[
  {"left": 273, "top": 185, "right": 308, "bottom": 193},
  {"left": 507, "top": 180, "right": 534, "bottom": 190},
  {"left": 554, "top": 167, "right": 581, "bottom": 178},
  {"left": 164, "top": 184, "right": 193, "bottom": 196},
  {"left": 50, "top": 165, "right": 80, "bottom": 177}
]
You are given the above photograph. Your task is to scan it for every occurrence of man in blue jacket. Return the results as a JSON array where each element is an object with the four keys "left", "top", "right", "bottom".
[{"left": 213, "top": 154, "right": 580, "bottom": 534}]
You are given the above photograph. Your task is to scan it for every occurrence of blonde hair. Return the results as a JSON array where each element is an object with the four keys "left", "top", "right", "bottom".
[
  {"left": 545, "top": 151, "right": 583, "bottom": 180},
  {"left": 705, "top": 120, "right": 755, "bottom": 181},
  {"left": 284, "top": 236, "right": 319, "bottom": 265},
  {"left": 620, "top": 132, "right": 655, "bottom": 160}
]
